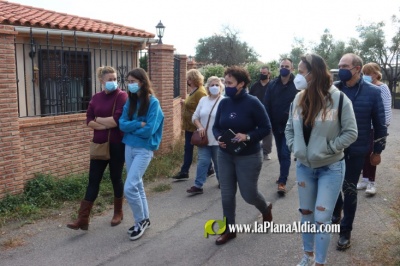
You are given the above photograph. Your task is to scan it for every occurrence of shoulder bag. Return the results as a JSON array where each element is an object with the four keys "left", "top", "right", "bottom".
[{"left": 90, "top": 92, "right": 120, "bottom": 160}]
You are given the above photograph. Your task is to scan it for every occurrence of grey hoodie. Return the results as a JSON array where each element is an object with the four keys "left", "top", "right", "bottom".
[{"left": 285, "top": 86, "right": 358, "bottom": 168}]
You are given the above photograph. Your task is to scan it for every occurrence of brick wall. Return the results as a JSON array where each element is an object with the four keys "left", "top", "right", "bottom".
[
  {"left": 18, "top": 114, "right": 91, "bottom": 181},
  {"left": 0, "top": 26, "right": 24, "bottom": 197}
]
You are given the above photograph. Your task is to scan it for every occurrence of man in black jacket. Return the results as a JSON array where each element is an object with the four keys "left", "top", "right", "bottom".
[
  {"left": 250, "top": 65, "right": 273, "bottom": 160},
  {"left": 264, "top": 58, "right": 298, "bottom": 195},
  {"left": 333, "top": 53, "right": 387, "bottom": 251}
]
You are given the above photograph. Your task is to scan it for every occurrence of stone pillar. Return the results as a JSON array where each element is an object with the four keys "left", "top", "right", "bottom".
[
  {"left": 149, "top": 44, "right": 175, "bottom": 153},
  {"left": 0, "top": 25, "right": 24, "bottom": 198}
]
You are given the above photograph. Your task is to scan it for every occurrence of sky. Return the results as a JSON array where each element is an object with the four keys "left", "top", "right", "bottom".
[{"left": 9, "top": 0, "right": 399, "bottom": 62}]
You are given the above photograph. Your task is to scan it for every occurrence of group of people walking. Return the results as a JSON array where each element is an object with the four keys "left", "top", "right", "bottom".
[{"left": 67, "top": 51, "right": 390, "bottom": 266}]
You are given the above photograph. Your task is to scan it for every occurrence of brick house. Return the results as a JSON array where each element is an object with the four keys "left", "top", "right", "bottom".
[{"left": 0, "top": 0, "right": 189, "bottom": 198}]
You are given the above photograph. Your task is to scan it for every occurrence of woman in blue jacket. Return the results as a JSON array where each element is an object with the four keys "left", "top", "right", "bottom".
[
  {"left": 285, "top": 54, "right": 357, "bottom": 266},
  {"left": 119, "top": 68, "right": 164, "bottom": 241}
]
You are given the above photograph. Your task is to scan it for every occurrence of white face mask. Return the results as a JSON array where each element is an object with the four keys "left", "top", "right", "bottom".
[
  {"left": 209, "top": 85, "right": 220, "bottom": 95},
  {"left": 294, "top": 72, "right": 310, "bottom": 90}
]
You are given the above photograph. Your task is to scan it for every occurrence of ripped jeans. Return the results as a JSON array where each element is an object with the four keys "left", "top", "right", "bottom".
[{"left": 296, "top": 160, "right": 345, "bottom": 264}]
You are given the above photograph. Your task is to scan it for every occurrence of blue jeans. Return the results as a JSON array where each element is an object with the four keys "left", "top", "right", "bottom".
[
  {"left": 334, "top": 154, "right": 364, "bottom": 234},
  {"left": 217, "top": 149, "right": 269, "bottom": 228},
  {"left": 273, "top": 131, "right": 291, "bottom": 184},
  {"left": 296, "top": 160, "right": 345, "bottom": 264},
  {"left": 124, "top": 146, "right": 153, "bottom": 223},
  {"left": 194, "top": 145, "right": 219, "bottom": 188},
  {"left": 180, "top": 130, "right": 213, "bottom": 174}
]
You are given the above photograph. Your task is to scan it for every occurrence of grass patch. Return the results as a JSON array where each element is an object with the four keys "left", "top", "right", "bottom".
[
  {"left": 151, "top": 184, "right": 172, "bottom": 193},
  {"left": 0, "top": 139, "right": 187, "bottom": 228}
]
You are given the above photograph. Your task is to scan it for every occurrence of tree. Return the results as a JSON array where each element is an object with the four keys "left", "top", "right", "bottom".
[
  {"left": 280, "top": 38, "right": 307, "bottom": 69},
  {"left": 356, "top": 16, "right": 400, "bottom": 93},
  {"left": 198, "top": 64, "right": 225, "bottom": 82},
  {"left": 195, "top": 27, "right": 259, "bottom": 66}
]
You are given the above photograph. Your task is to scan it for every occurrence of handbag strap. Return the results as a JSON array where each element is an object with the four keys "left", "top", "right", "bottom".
[
  {"left": 204, "top": 96, "right": 221, "bottom": 131},
  {"left": 107, "top": 91, "right": 121, "bottom": 142}
]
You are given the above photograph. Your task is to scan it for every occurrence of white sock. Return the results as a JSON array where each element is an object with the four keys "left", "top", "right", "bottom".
[{"left": 362, "top": 177, "right": 369, "bottom": 182}]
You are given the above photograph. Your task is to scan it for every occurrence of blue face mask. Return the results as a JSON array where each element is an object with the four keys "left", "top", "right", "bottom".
[
  {"left": 225, "top": 86, "right": 238, "bottom": 97},
  {"left": 363, "top": 75, "right": 372, "bottom": 83},
  {"left": 338, "top": 68, "right": 355, "bottom": 82},
  {"left": 105, "top": 81, "right": 118, "bottom": 91},
  {"left": 128, "top": 83, "right": 140, "bottom": 93},
  {"left": 280, "top": 68, "right": 290, "bottom": 77}
]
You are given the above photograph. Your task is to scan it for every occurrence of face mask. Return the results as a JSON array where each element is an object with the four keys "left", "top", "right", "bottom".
[
  {"left": 209, "top": 86, "right": 220, "bottom": 95},
  {"left": 105, "top": 81, "right": 118, "bottom": 91},
  {"left": 225, "top": 86, "right": 238, "bottom": 97},
  {"left": 294, "top": 73, "right": 309, "bottom": 90},
  {"left": 363, "top": 75, "right": 372, "bottom": 83},
  {"left": 280, "top": 68, "right": 290, "bottom": 77},
  {"left": 259, "top": 74, "right": 269, "bottom": 81},
  {"left": 128, "top": 83, "right": 140, "bottom": 93},
  {"left": 338, "top": 68, "right": 355, "bottom": 82}
]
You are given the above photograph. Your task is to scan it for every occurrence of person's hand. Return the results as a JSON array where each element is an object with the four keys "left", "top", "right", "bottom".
[
  {"left": 370, "top": 153, "right": 381, "bottom": 166},
  {"left": 141, "top": 122, "right": 146, "bottom": 127},
  {"left": 181, "top": 99, "right": 185, "bottom": 105},
  {"left": 231, "top": 133, "right": 247, "bottom": 143},
  {"left": 197, "top": 128, "right": 206, "bottom": 137},
  {"left": 217, "top": 136, "right": 226, "bottom": 148}
]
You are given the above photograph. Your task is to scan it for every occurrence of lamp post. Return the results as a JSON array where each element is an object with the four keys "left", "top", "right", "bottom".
[
  {"left": 156, "top": 20, "right": 165, "bottom": 44},
  {"left": 188, "top": 55, "right": 192, "bottom": 62}
]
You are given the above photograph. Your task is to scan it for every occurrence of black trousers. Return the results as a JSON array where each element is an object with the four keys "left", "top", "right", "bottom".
[{"left": 84, "top": 142, "right": 125, "bottom": 202}]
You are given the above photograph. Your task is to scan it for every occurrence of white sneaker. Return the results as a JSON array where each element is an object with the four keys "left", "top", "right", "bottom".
[
  {"left": 264, "top": 154, "right": 271, "bottom": 160},
  {"left": 365, "top": 182, "right": 377, "bottom": 195},
  {"left": 297, "top": 253, "right": 315, "bottom": 266},
  {"left": 357, "top": 178, "right": 368, "bottom": 190}
]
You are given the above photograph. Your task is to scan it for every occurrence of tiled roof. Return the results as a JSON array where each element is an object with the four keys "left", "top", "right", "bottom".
[{"left": 0, "top": 0, "right": 155, "bottom": 38}]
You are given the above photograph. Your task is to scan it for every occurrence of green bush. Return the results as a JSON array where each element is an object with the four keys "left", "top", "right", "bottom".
[{"left": 199, "top": 64, "right": 225, "bottom": 82}]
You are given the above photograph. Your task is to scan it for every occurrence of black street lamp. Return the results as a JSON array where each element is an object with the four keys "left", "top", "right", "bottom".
[
  {"left": 188, "top": 55, "right": 193, "bottom": 62},
  {"left": 156, "top": 20, "right": 165, "bottom": 44}
]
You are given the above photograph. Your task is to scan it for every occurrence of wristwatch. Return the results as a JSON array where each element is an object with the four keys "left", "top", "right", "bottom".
[{"left": 246, "top": 134, "right": 251, "bottom": 141}]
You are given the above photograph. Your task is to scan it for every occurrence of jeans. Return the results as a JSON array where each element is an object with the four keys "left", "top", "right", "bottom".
[
  {"left": 296, "top": 160, "right": 345, "bottom": 265},
  {"left": 85, "top": 142, "right": 125, "bottom": 202},
  {"left": 124, "top": 146, "right": 153, "bottom": 223},
  {"left": 334, "top": 153, "right": 365, "bottom": 233},
  {"left": 194, "top": 145, "right": 219, "bottom": 188},
  {"left": 273, "top": 131, "right": 291, "bottom": 184},
  {"left": 180, "top": 130, "right": 213, "bottom": 174},
  {"left": 217, "top": 149, "right": 269, "bottom": 228},
  {"left": 262, "top": 132, "right": 273, "bottom": 155}
]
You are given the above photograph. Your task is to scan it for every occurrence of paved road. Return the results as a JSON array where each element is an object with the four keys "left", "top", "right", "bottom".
[{"left": 1, "top": 110, "right": 399, "bottom": 266}]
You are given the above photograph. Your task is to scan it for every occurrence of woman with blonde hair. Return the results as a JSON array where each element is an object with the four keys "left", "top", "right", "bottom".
[
  {"left": 187, "top": 76, "right": 224, "bottom": 194},
  {"left": 357, "top": 62, "right": 392, "bottom": 195},
  {"left": 67, "top": 66, "right": 128, "bottom": 230},
  {"left": 172, "top": 69, "right": 213, "bottom": 180}
]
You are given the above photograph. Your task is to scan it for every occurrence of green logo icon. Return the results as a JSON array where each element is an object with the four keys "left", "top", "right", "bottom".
[{"left": 204, "top": 217, "right": 226, "bottom": 238}]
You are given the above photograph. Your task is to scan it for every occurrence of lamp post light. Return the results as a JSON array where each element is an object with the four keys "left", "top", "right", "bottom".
[
  {"left": 188, "top": 55, "right": 193, "bottom": 62},
  {"left": 156, "top": 20, "right": 165, "bottom": 44}
]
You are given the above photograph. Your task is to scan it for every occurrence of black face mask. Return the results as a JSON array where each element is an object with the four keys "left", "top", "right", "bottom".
[{"left": 259, "top": 74, "right": 269, "bottom": 81}]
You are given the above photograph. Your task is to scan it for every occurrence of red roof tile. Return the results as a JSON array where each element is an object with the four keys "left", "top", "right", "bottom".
[{"left": 0, "top": 0, "right": 155, "bottom": 38}]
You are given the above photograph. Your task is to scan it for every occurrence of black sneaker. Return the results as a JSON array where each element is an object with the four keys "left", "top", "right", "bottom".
[
  {"left": 207, "top": 168, "right": 215, "bottom": 177},
  {"left": 172, "top": 172, "right": 189, "bottom": 180},
  {"left": 129, "top": 220, "right": 149, "bottom": 241},
  {"left": 186, "top": 186, "right": 203, "bottom": 194},
  {"left": 337, "top": 232, "right": 351, "bottom": 251},
  {"left": 127, "top": 219, "right": 150, "bottom": 234}
]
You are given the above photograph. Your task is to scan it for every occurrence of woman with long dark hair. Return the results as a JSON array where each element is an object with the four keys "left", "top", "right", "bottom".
[
  {"left": 285, "top": 54, "right": 357, "bottom": 266},
  {"left": 119, "top": 68, "right": 164, "bottom": 241}
]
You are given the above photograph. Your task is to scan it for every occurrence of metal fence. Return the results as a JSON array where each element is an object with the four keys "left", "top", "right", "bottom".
[
  {"left": 15, "top": 28, "right": 149, "bottom": 117},
  {"left": 173, "top": 55, "right": 181, "bottom": 98}
]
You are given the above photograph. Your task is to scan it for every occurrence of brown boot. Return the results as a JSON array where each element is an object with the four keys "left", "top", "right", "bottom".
[
  {"left": 262, "top": 202, "right": 273, "bottom": 223},
  {"left": 111, "top": 197, "right": 124, "bottom": 226},
  {"left": 67, "top": 200, "right": 93, "bottom": 230},
  {"left": 215, "top": 232, "right": 236, "bottom": 245}
]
